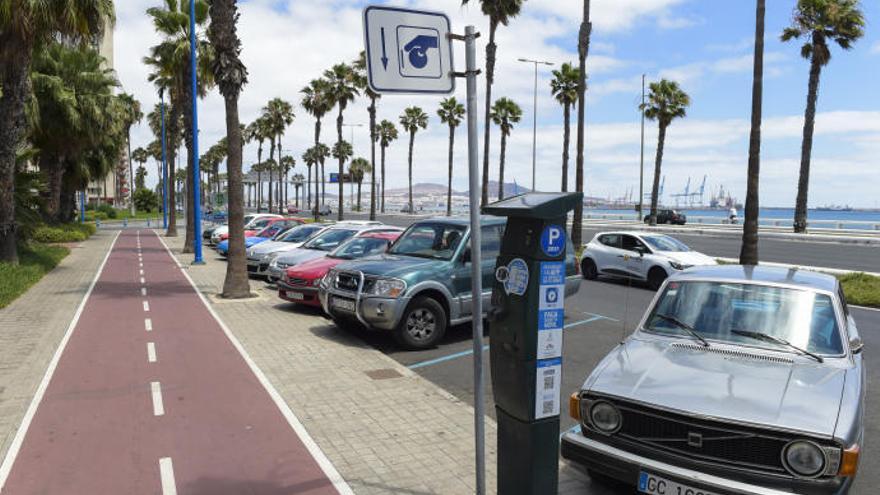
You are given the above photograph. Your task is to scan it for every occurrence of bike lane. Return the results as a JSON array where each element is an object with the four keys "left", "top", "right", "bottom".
[{"left": 1, "top": 230, "right": 345, "bottom": 495}]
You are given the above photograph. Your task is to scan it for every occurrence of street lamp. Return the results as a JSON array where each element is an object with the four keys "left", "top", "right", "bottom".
[
  {"left": 517, "top": 58, "right": 554, "bottom": 192},
  {"left": 189, "top": 0, "right": 204, "bottom": 264}
]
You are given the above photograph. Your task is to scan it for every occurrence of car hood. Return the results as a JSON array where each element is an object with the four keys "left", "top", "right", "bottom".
[
  {"left": 287, "top": 257, "right": 341, "bottom": 280},
  {"left": 660, "top": 251, "right": 717, "bottom": 266},
  {"left": 335, "top": 254, "right": 445, "bottom": 280},
  {"left": 245, "top": 236, "right": 270, "bottom": 247},
  {"left": 211, "top": 226, "right": 229, "bottom": 237},
  {"left": 588, "top": 336, "right": 846, "bottom": 437},
  {"left": 249, "top": 240, "right": 302, "bottom": 256},
  {"left": 275, "top": 248, "right": 328, "bottom": 265}
]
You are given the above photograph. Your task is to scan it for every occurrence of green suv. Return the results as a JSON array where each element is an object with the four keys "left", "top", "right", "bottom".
[{"left": 318, "top": 216, "right": 581, "bottom": 349}]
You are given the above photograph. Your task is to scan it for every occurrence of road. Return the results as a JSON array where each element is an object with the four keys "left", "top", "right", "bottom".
[
  {"left": 0, "top": 230, "right": 341, "bottom": 495},
  {"left": 343, "top": 212, "right": 880, "bottom": 273}
]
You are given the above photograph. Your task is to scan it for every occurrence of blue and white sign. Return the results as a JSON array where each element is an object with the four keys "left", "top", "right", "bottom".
[
  {"left": 537, "top": 261, "right": 565, "bottom": 361},
  {"left": 540, "top": 224, "right": 566, "bottom": 257},
  {"left": 496, "top": 258, "right": 529, "bottom": 296},
  {"left": 535, "top": 357, "right": 562, "bottom": 419},
  {"left": 363, "top": 6, "right": 455, "bottom": 94}
]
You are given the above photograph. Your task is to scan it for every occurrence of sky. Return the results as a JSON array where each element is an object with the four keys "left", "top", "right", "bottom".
[{"left": 114, "top": 0, "right": 880, "bottom": 208}]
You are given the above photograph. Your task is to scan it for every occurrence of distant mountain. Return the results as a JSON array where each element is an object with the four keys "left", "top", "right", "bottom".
[{"left": 385, "top": 181, "right": 532, "bottom": 198}]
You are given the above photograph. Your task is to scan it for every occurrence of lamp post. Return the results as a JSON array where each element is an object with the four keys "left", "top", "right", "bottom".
[
  {"left": 517, "top": 58, "right": 554, "bottom": 192},
  {"left": 189, "top": 0, "right": 203, "bottom": 264}
]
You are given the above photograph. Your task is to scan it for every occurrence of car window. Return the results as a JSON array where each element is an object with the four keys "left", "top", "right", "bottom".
[
  {"left": 480, "top": 225, "right": 503, "bottom": 260},
  {"left": 280, "top": 225, "right": 322, "bottom": 242},
  {"left": 330, "top": 237, "right": 390, "bottom": 260},
  {"left": 645, "top": 281, "right": 844, "bottom": 356},
  {"left": 598, "top": 234, "right": 621, "bottom": 248},
  {"left": 302, "top": 229, "right": 357, "bottom": 251},
  {"left": 388, "top": 223, "right": 467, "bottom": 260},
  {"left": 620, "top": 235, "right": 646, "bottom": 252},
  {"left": 642, "top": 235, "right": 690, "bottom": 252}
]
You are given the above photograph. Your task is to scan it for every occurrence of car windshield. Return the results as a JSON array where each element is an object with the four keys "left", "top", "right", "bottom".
[
  {"left": 644, "top": 281, "right": 843, "bottom": 356},
  {"left": 279, "top": 225, "right": 322, "bottom": 243},
  {"left": 643, "top": 235, "right": 690, "bottom": 252},
  {"left": 330, "top": 237, "right": 390, "bottom": 260},
  {"left": 249, "top": 218, "right": 272, "bottom": 229},
  {"left": 388, "top": 223, "right": 466, "bottom": 260},
  {"left": 302, "top": 229, "right": 357, "bottom": 251}
]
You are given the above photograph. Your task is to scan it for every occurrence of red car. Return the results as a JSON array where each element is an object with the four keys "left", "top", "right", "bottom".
[
  {"left": 219, "top": 217, "right": 304, "bottom": 241},
  {"left": 277, "top": 231, "right": 401, "bottom": 307}
]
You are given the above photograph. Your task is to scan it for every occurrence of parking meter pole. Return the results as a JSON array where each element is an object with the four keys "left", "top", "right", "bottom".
[
  {"left": 189, "top": 0, "right": 204, "bottom": 265},
  {"left": 463, "top": 25, "right": 486, "bottom": 495}
]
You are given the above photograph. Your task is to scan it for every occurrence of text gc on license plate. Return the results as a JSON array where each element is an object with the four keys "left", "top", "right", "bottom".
[{"left": 639, "top": 472, "right": 720, "bottom": 495}]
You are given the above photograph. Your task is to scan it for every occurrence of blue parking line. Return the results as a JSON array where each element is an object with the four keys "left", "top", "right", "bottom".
[
  {"left": 563, "top": 315, "right": 603, "bottom": 329},
  {"left": 560, "top": 424, "right": 582, "bottom": 439}
]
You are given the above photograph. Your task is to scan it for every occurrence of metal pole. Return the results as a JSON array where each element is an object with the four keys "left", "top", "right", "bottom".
[
  {"left": 190, "top": 0, "right": 203, "bottom": 264},
  {"left": 531, "top": 62, "right": 537, "bottom": 191},
  {"left": 80, "top": 190, "right": 85, "bottom": 223},
  {"left": 464, "top": 25, "right": 485, "bottom": 495},
  {"left": 639, "top": 73, "right": 645, "bottom": 218},
  {"left": 161, "top": 91, "right": 168, "bottom": 229}
]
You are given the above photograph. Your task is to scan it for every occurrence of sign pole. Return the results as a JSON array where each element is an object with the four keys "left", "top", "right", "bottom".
[
  {"left": 463, "top": 25, "right": 485, "bottom": 495},
  {"left": 190, "top": 0, "right": 204, "bottom": 264}
]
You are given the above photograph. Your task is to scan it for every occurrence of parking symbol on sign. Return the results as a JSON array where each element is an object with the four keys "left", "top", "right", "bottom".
[{"left": 545, "top": 287, "right": 559, "bottom": 304}]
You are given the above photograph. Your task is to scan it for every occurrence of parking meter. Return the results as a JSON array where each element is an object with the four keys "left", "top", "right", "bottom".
[{"left": 483, "top": 192, "right": 582, "bottom": 495}]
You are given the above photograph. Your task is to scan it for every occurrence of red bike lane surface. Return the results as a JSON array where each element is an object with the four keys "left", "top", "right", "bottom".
[{"left": 1, "top": 230, "right": 340, "bottom": 495}]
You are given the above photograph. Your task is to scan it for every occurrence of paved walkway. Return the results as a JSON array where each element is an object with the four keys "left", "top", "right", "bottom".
[{"left": 0, "top": 230, "right": 345, "bottom": 494}]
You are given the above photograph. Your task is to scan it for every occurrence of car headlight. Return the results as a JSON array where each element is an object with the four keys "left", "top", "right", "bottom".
[
  {"left": 784, "top": 441, "right": 827, "bottom": 477},
  {"left": 669, "top": 261, "right": 691, "bottom": 271},
  {"left": 321, "top": 270, "right": 336, "bottom": 288},
  {"left": 312, "top": 278, "right": 322, "bottom": 287},
  {"left": 589, "top": 401, "right": 622, "bottom": 434},
  {"left": 367, "top": 278, "right": 406, "bottom": 298}
]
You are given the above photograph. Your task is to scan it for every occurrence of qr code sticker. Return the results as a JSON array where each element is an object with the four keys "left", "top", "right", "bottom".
[
  {"left": 542, "top": 400, "right": 554, "bottom": 415},
  {"left": 543, "top": 370, "right": 555, "bottom": 390}
]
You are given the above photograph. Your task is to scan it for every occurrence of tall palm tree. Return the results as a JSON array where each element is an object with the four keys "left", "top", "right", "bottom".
[
  {"left": 573, "top": 0, "right": 593, "bottom": 248},
  {"left": 324, "top": 63, "right": 359, "bottom": 221},
  {"left": 262, "top": 97, "right": 295, "bottom": 214},
  {"left": 740, "top": 0, "right": 766, "bottom": 266},
  {"left": 118, "top": 93, "right": 143, "bottom": 215},
  {"left": 245, "top": 117, "right": 268, "bottom": 212},
  {"left": 132, "top": 147, "right": 150, "bottom": 191},
  {"left": 332, "top": 140, "right": 353, "bottom": 211},
  {"left": 376, "top": 120, "right": 398, "bottom": 213},
  {"left": 641, "top": 79, "right": 690, "bottom": 226},
  {"left": 550, "top": 63, "right": 579, "bottom": 192},
  {"left": 301, "top": 78, "right": 334, "bottom": 208},
  {"left": 280, "top": 155, "right": 296, "bottom": 209},
  {"left": 144, "top": 0, "right": 214, "bottom": 249},
  {"left": 0, "top": 0, "right": 113, "bottom": 262},
  {"left": 306, "top": 143, "right": 330, "bottom": 219},
  {"left": 399, "top": 107, "right": 429, "bottom": 213},
  {"left": 353, "top": 51, "right": 382, "bottom": 220},
  {"left": 291, "top": 173, "right": 305, "bottom": 208},
  {"left": 437, "top": 98, "right": 465, "bottom": 216},
  {"left": 782, "top": 0, "right": 864, "bottom": 233},
  {"left": 462, "top": 0, "right": 526, "bottom": 207},
  {"left": 349, "top": 157, "right": 372, "bottom": 212},
  {"left": 490, "top": 98, "right": 522, "bottom": 201}
]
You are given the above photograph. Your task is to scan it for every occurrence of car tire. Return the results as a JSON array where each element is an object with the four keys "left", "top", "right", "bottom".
[
  {"left": 581, "top": 258, "right": 598, "bottom": 280},
  {"left": 647, "top": 267, "right": 668, "bottom": 291},
  {"left": 394, "top": 296, "right": 447, "bottom": 350}
]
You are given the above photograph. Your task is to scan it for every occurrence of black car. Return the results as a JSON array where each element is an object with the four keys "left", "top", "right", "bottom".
[{"left": 644, "top": 209, "right": 686, "bottom": 225}]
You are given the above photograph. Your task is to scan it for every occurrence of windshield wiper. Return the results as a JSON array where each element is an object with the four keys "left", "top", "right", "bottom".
[
  {"left": 654, "top": 313, "right": 710, "bottom": 347},
  {"left": 731, "top": 330, "right": 823, "bottom": 363}
]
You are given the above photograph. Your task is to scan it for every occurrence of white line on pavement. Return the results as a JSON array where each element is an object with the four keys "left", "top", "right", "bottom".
[
  {"left": 140, "top": 277, "right": 146, "bottom": 284},
  {"left": 141, "top": 287, "right": 147, "bottom": 296},
  {"left": 143, "top": 301, "right": 150, "bottom": 312},
  {"left": 139, "top": 269, "right": 144, "bottom": 276},
  {"left": 147, "top": 342, "right": 157, "bottom": 363},
  {"left": 145, "top": 318, "right": 152, "bottom": 332},
  {"left": 0, "top": 231, "right": 121, "bottom": 490},
  {"left": 151, "top": 382, "right": 165, "bottom": 416},
  {"left": 158, "top": 457, "right": 177, "bottom": 495}
]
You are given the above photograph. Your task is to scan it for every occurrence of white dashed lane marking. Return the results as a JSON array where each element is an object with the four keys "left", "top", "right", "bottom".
[
  {"left": 144, "top": 318, "right": 152, "bottom": 332},
  {"left": 159, "top": 457, "right": 177, "bottom": 495},
  {"left": 147, "top": 342, "right": 157, "bottom": 363},
  {"left": 150, "top": 382, "right": 164, "bottom": 416},
  {"left": 143, "top": 301, "right": 150, "bottom": 312},
  {"left": 141, "top": 287, "right": 147, "bottom": 297}
]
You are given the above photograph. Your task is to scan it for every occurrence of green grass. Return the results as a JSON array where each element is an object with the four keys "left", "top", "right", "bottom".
[
  {"left": 0, "top": 243, "right": 71, "bottom": 309},
  {"left": 838, "top": 273, "right": 880, "bottom": 309},
  {"left": 32, "top": 223, "right": 96, "bottom": 243}
]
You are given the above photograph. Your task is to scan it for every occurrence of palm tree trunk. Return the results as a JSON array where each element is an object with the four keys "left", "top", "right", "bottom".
[
  {"left": 408, "top": 131, "right": 415, "bottom": 213},
  {"left": 793, "top": 38, "right": 823, "bottom": 234},
  {"left": 447, "top": 125, "right": 455, "bottom": 216},
  {"left": 480, "top": 20, "right": 498, "bottom": 207},
  {"left": 357, "top": 180, "right": 362, "bottom": 211},
  {"left": 369, "top": 97, "right": 377, "bottom": 221},
  {"left": 127, "top": 131, "right": 135, "bottom": 215},
  {"left": 572, "top": 0, "right": 592, "bottom": 247},
  {"left": 561, "top": 103, "right": 571, "bottom": 192},
  {"left": 381, "top": 145, "right": 387, "bottom": 213},
  {"left": 740, "top": 0, "right": 764, "bottom": 265},
  {"left": 649, "top": 123, "right": 667, "bottom": 226},
  {"left": 337, "top": 107, "right": 345, "bottom": 221},
  {"left": 183, "top": 83, "right": 196, "bottom": 254},
  {"left": 166, "top": 105, "right": 180, "bottom": 237},
  {"left": 268, "top": 136, "right": 275, "bottom": 213},
  {"left": 221, "top": 91, "right": 250, "bottom": 298},
  {"left": 499, "top": 131, "right": 507, "bottom": 201}
]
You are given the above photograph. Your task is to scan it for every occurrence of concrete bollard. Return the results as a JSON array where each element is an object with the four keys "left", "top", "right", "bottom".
[
  {"left": 123, "top": 218, "right": 128, "bottom": 228},
  {"left": 147, "top": 218, "right": 151, "bottom": 227},
  {"left": 96, "top": 218, "right": 101, "bottom": 229}
]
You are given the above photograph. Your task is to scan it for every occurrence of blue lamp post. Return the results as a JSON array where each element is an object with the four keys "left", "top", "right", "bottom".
[
  {"left": 190, "top": 0, "right": 204, "bottom": 264},
  {"left": 160, "top": 88, "right": 168, "bottom": 229},
  {"left": 80, "top": 190, "right": 85, "bottom": 223}
]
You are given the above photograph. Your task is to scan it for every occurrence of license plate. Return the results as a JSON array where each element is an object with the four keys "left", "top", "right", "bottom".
[
  {"left": 331, "top": 297, "right": 355, "bottom": 312},
  {"left": 286, "top": 291, "right": 304, "bottom": 301},
  {"left": 638, "top": 472, "right": 719, "bottom": 495}
]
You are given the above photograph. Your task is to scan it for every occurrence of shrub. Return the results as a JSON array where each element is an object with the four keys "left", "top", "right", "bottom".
[
  {"left": 31, "top": 223, "right": 96, "bottom": 243},
  {"left": 0, "top": 244, "right": 70, "bottom": 309},
  {"left": 134, "top": 188, "right": 160, "bottom": 213},
  {"left": 96, "top": 203, "right": 117, "bottom": 219},
  {"left": 838, "top": 273, "right": 880, "bottom": 309}
]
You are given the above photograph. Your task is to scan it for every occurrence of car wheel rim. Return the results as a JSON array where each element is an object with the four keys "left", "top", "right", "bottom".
[{"left": 406, "top": 308, "right": 436, "bottom": 342}]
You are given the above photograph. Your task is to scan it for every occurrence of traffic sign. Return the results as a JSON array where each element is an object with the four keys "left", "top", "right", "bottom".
[{"left": 363, "top": 6, "right": 455, "bottom": 94}]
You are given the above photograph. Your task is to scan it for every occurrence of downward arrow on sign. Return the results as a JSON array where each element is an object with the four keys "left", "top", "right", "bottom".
[{"left": 380, "top": 27, "right": 389, "bottom": 70}]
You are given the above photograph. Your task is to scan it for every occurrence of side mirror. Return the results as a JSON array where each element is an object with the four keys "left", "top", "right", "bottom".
[
  {"left": 461, "top": 248, "right": 471, "bottom": 264},
  {"left": 634, "top": 246, "right": 647, "bottom": 257},
  {"left": 850, "top": 336, "right": 864, "bottom": 355}
]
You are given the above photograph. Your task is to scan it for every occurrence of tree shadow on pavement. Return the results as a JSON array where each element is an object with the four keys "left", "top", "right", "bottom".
[{"left": 183, "top": 476, "right": 337, "bottom": 495}]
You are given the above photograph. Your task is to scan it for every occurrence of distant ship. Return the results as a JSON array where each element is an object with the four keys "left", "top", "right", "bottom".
[{"left": 817, "top": 204, "right": 853, "bottom": 212}]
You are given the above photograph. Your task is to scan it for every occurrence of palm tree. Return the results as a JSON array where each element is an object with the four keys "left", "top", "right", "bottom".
[
  {"left": 490, "top": 98, "right": 522, "bottom": 201},
  {"left": 118, "top": 93, "right": 143, "bottom": 215},
  {"left": 572, "top": 0, "right": 593, "bottom": 248},
  {"left": 0, "top": 0, "right": 113, "bottom": 262},
  {"left": 324, "top": 63, "right": 360, "bottom": 221},
  {"left": 782, "top": 0, "right": 864, "bottom": 233},
  {"left": 462, "top": 0, "right": 525, "bottom": 207},
  {"left": 245, "top": 117, "right": 268, "bottom": 212},
  {"left": 349, "top": 157, "right": 372, "bottom": 212},
  {"left": 375, "top": 120, "right": 398, "bottom": 213},
  {"left": 262, "top": 97, "right": 295, "bottom": 214},
  {"left": 332, "top": 140, "right": 354, "bottom": 211},
  {"left": 280, "top": 155, "right": 296, "bottom": 209},
  {"left": 353, "top": 51, "right": 382, "bottom": 220},
  {"left": 304, "top": 143, "right": 330, "bottom": 219},
  {"left": 135, "top": 165, "right": 149, "bottom": 191},
  {"left": 132, "top": 147, "right": 150, "bottom": 191},
  {"left": 291, "top": 173, "right": 305, "bottom": 208},
  {"left": 399, "top": 107, "right": 429, "bottom": 214},
  {"left": 641, "top": 79, "right": 690, "bottom": 226},
  {"left": 437, "top": 98, "right": 465, "bottom": 216},
  {"left": 301, "top": 78, "right": 334, "bottom": 209},
  {"left": 301, "top": 147, "right": 319, "bottom": 213},
  {"left": 550, "top": 63, "right": 579, "bottom": 192}
]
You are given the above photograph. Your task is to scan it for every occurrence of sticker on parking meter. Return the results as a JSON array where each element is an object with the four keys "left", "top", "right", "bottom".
[
  {"left": 496, "top": 258, "right": 529, "bottom": 296},
  {"left": 540, "top": 224, "right": 566, "bottom": 257},
  {"left": 537, "top": 261, "right": 565, "bottom": 360},
  {"left": 535, "top": 357, "right": 562, "bottom": 419}
]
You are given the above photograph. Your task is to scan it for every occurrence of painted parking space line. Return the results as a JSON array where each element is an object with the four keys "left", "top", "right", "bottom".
[
  {"left": 150, "top": 382, "right": 164, "bottom": 416},
  {"left": 560, "top": 424, "right": 581, "bottom": 439},
  {"left": 147, "top": 342, "right": 157, "bottom": 363},
  {"left": 159, "top": 457, "right": 177, "bottom": 495}
]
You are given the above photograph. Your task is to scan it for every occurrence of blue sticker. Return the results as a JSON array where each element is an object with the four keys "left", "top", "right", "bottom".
[
  {"left": 540, "top": 262, "right": 565, "bottom": 285},
  {"left": 540, "top": 225, "right": 566, "bottom": 257},
  {"left": 537, "top": 357, "right": 563, "bottom": 368},
  {"left": 538, "top": 309, "right": 564, "bottom": 330},
  {"left": 496, "top": 258, "right": 529, "bottom": 296}
]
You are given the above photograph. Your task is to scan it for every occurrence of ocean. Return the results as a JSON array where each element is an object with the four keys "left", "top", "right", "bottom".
[{"left": 585, "top": 207, "right": 880, "bottom": 230}]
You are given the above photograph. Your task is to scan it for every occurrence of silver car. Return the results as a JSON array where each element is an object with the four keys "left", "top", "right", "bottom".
[
  {"left": 562, "top": 265, "right": 865, "bottom": 495},
  {"left": 246, "top": 223, "right": 329, "bottom": 277}
]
